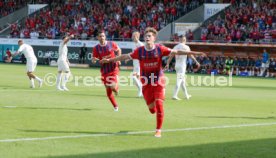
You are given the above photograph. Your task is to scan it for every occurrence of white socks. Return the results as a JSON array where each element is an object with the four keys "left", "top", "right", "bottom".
[
  {"left": 181, "top": 79, "right": 189, "bottom": 98},
  {"left": 30, "top": 78, "right": 35, "bottom": 88},
  {"left": 56, "top": 73, "right": 62, "bottom": 88},
  {"left": 173, "top": 76, "right": 182, "bottom": 98},
  {"left": 133, "top": 76, "right": 142, "bottom": 97},
  {"left": 62, "top": 72, "right": 70, "bottom": 88},
  {"left": 35, "top": 76, "right": 42, "bottom": 82},
  {"left": 173, "top": 74, "right": 190, "bottom": 99}
]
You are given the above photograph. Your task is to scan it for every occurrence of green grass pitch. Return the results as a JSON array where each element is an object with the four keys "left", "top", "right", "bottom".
[{"left": 0, "top": 63, "right": 276, "bottom": 158}]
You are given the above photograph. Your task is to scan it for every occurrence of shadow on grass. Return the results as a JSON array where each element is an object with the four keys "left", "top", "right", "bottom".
[
  {"left": 72, "top": 93, "right": 140, "bottom": 99},
  {"left": 38, "top": 138, "right": 276, "bottom": 158},
  {"left": 197, "top": 116, "right": 276, "bottom": 120},
  {"left": 18, "top": 129, "right": 149, "bottom": 136},
  {"left": 230, "top": 85, "right": 276, "bottom": 90},
  {"left": 2, "top": 106, "right": 93, "bottom": 111}
]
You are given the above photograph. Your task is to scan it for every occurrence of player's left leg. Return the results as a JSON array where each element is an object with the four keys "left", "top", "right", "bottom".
[
  {"left": 132, "top": 65, "right": 142, "bottom": 97},
  {"left": 61, "top": 71, "right": 70, "bottom": 91},
  {"left": 181, "top": 75, "right": 191, "bottom": 100},
  {"left": 103, "top": 75, "right": 119, "bottom": 111},
  {"left": 105, "top": 85, "right": 119, "bottom": 111},
  {"left": 58, "top": 61, "right": 70, "bottom": 91},
  {"left": 154, "top": 99, "right": 164, "bottom": 138},
  {"left": 133, "top": 73, "right": 142, "bottom": 97},
  {"left": 153, "top": 83, "right": 166, "bottom": 137},
  {"left": 26, "top": 72, "right": 35, "bottom": 88},
  {"left": 26, "top": 61, "right": 42, "bottom": 88},
  {"left": 172, "top": 73, "right": 183, "bottom": 100},
  {"left": 109, "top": 75, "right": 119, "bottom": 96},
  {"left": 56, "top": 71, "right": 63, "bottom": 91}
]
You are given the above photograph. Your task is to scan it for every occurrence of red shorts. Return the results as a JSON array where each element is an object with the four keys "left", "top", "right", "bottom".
[
  {"left": 101, "top": 73, "right": 118, "bottom": 86},
  {"left": 142, "top": 78, "right": 166, "bottom": 105}
]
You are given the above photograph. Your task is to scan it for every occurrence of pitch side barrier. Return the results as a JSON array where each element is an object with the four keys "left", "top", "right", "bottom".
[
  {"left": 1, "top": 38, "right": 275, "bottom": 64},
  {"left": 162, "top": 42, "right": 276, "bottom": 58},
  {"left": 0, "top": 38, "right": 132, "bottom": 65}
]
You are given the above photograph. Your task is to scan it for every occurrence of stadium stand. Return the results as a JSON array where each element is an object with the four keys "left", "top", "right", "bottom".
[
  {"left": 10, "top": 0, "right": 202, "bottom": 39},
  {"left": 0, "top": 0, "right": 28, "bottom": 18},
  {"left": 199, "top": 0, "right": 276, "bottom": 43}
]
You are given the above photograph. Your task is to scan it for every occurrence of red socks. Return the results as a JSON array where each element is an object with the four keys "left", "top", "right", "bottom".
[
  {"left": 106, "top": 88, "right": 118, "bottom": 108},
  {"left": 155, "top": 99, "right": 164, "bottom": 130},
  {"left": 148, "top": 100, "right": 164, "bottom": 130}
]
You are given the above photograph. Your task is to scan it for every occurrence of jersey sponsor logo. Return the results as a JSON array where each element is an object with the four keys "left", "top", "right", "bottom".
[{"left": 144, "top": 62, "right": 158, "bottom": 68}]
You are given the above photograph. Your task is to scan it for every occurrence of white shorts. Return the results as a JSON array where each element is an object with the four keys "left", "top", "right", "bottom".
[
  {"left": 261, "top": 62, "right": 269, "bottom": 68},
  {"left": 133, "top": 59, "right": 140, "bottom": 74},
  {"left": 58, "top": 60, "right": 70, "bottom": 72},
  {"left": 175, "top": 66, "right": 186, "bottom": 74},
  {"left": 26, "top": 59, "right": 37, "bottom": 72}
]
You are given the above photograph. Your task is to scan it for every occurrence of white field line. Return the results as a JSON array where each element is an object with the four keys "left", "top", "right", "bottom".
[
  {"left": 0, "top": 87, "right": 217, "bottom": 92},
  {"left": 1, "top": 122, "right": 276, "bottom": 143}
]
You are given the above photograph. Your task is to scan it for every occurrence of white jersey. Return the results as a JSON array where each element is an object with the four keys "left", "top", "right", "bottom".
[
  {"left": 132, "top": 41, "right": 144, "bottom": 73},
  {"left": 173, "top": 43, "right": 191, "bottom": 73},
  {"left": 133, "top": 41, "right": 144, "bottom": 51},
  {"left": 58, "top": 42, "right": 68, "bottom": 61},
  {"left": 18, "top": 43, "right": 36, "bottom": 61}
]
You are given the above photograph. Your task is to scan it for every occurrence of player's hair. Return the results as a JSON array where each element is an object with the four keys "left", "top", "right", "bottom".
[
  {"left": 97, "top": 30, "right": 105, "bottom": 36},
  {"left": 18, "top": 39, "right": 23, "bottom": 44},
  {"left": 180, "top": 36, "right": 186, "bottom": 43},
  {"left": 132, "top": 31, "right": 140, "bottom": 36},
  {"left": 144, "top": 27, "right": 158, "bottom": 36}
]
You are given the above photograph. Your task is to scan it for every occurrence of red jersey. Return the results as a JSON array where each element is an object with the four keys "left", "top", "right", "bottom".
[
  {"left": 93, "top": 41, "right": 120, "bottom": 75},
  {"left": 6, "top": 50, "right": 11, "bottom": 57},
  {"left": 129, "top": 44, "right": 171, "bottom": 84}
]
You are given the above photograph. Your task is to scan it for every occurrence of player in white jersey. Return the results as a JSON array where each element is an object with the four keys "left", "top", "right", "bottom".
[
  {"left": 12, "top": 40, "right": 43, "bottom": 88},
  {"left": 126, "top": 31, "right": 144, "bottom": 97},
  {"left": 165, "top": 35, "right": 200, "bottom": 100},
  {"left": 56, "top": 34, "right": 74, "bottom": 91}
]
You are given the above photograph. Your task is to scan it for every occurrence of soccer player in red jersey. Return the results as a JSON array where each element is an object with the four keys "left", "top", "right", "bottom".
[
  {"left": 92, "top": 30, "right": 121, "bottom": 111},
  {"left": 101, "top": 27, "right": 205, "bottom": 137}
]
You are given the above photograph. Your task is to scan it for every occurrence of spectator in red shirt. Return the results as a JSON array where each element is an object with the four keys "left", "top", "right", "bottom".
[{"left": 4, "top": 48, "right": 12, "bottom": 63}]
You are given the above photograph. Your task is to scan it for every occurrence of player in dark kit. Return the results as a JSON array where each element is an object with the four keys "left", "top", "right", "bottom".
[
  {"left": 92, "top": 31, "right": 121, "bottom": 111},
  {"left": 79, "top": 43, "right": 87, "bottom": 64},
  {"left": 101, "top": 27, "right": 205, "bottom": 137}
]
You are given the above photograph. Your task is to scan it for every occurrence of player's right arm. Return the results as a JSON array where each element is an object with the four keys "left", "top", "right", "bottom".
[
  {"left": 12, "top": 45, "right": 24, "bottom": 57},
  {"left": 100, "top": 54, "right": 131, "bottom": 64},
  {"left": 164, "top": 54, "right": 174, "bottom": 70},
  {"left": 12, "top": 51, "right": 20, "bottom": 57},
  {"left": 101, "top": 48, "right": 139, "bottom": 64},
  {"left": 63, "top": 34, "right": 74, "bottom": 44},
  {"left": 92, "top": 46, "right": 99, "bottom": 64},
  {"left": 190, "top": 55, "right": 200, "bottom": 67},
  {"left": 171, "top": 49, "right": 206, "bottom": 56}
]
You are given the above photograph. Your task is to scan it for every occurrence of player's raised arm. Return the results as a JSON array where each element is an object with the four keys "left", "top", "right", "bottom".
[
  {"left": 171, "top": 49, "right": 206, "bottom": 56},
  {"left": 63, "top": 34, "right": 74, "bottom": 44},
  {"left": 100, "top": 54, "right": 131, "bottom": 64}
]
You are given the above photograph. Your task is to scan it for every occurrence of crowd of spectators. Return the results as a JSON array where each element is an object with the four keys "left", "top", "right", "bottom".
[
  {"left": 9, "top": 0, "right": 202, "bottom": 40},
  {"left": 0, "top": 0, "right": 28, "bottom": 18},
  {"left": 200, "top": 0, "right": 276, "bottom": 43},
  {"left": 165, "top": 53, "right": 276, "bottom": 77}
]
